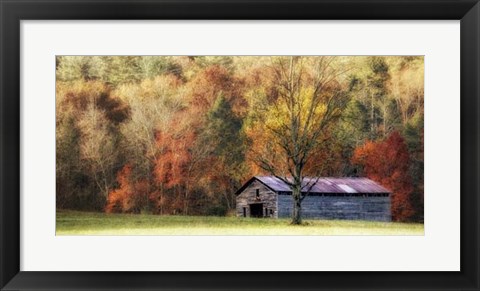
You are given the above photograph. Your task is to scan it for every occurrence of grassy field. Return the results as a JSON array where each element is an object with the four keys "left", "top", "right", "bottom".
[{"left": 56, "top": 210, "right": 424, "bottom": 235}]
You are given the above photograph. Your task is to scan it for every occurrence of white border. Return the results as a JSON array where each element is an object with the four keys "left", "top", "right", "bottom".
[{"left": 21, "top": 20, "right": 460, "bottom": 271}]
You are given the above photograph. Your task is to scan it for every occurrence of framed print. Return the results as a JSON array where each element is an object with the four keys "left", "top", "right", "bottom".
[{"left": 1, "top": 0, "right": 479, "bottom": 290}]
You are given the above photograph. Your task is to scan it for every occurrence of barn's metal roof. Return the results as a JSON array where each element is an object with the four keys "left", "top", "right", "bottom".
[{"left": 236, "top": 176, "right": 390, "bottom": 195}]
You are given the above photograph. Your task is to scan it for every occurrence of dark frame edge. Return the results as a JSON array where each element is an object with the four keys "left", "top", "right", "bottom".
[
  {"left": 460, "top": 1, "right": 480, "bottom": 289},
  {"left": 1, "top": 0, "right": 480, "bottom": 290},
  {"left": 0, "top": 0, "right": 21, "bottom": 290}
]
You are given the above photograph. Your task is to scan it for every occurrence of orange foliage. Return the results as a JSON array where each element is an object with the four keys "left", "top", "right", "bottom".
[
  {"left": 352, "top": 131, "right": 415, "bottom": 221},
  {"left": 154, "top": 108, "right": 197, "bottom": 183},
  {"left": 187, "top": 65, "right": 247, "bottom": 116},
  {"left": 105, "top": 165, "right": 150, "bottom": 213},
  {"left": 150, "top": 110, "right": 198, "bottom": 214},
  {"left": 154, "top": 129, "right": 192, "bottom": 188}
]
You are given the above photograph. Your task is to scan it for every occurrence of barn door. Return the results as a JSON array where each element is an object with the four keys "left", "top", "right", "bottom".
[{"left": 249, "top": 203, "right": 263, "bottom": 218}]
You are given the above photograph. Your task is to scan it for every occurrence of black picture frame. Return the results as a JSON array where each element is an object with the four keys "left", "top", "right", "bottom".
[{"left": 1, "top": 0, "right": 479, "bottom": 290}]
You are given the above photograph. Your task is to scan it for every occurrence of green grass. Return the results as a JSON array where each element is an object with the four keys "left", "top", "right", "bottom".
[{"left": 56, "top": 210, "right": 424, "bottom": 235}]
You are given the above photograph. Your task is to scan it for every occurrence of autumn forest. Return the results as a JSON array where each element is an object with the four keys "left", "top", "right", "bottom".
[{"left": 56, "top": 56, "right": 424, "bottom": 222}]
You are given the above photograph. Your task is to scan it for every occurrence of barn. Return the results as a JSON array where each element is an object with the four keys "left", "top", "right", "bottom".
[{"left": 235, "top": 176, "right": 391, "bottom": 221}]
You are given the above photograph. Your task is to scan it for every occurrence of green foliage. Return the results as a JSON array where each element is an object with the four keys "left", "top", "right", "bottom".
[
  {"left": 206, "top": 94, "right": 245, "bottom": 165},
  {"left": 56, "top": 56, "right": 100, "bottom": 81},
  {"left": 196, "top": 94, "right": 249, "bottom": 209},
  {"left": 56, "top": 56, "right": 184, "bottom": 86},
  {"left": 403, "top": 112, "right": 424, "bottom": 222},
  {"left": 194, "top": 56, "right": 234, "bottom": 71}
]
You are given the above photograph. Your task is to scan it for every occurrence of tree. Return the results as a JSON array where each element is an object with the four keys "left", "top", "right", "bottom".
[
  {"left": 56, "top": 56, "right": 100, "bottom": 81},
  {"left": 56, "top": 80, "right": 129, "bottom": 210},
  {"left": 199, "top": 94, "right": 249, "bottom": 210},
  {"left": 105, "top": 164, "right": 150, "bottom": 213},
  {"left": 182, "top": 65, "right": 248, "bottom": 214},
  {"left": 388, "top": 57, "right": 424, "bottom": 125},
  {"left": 77, "top": 103, "right": 117, "bottom": 203},
  {"left": 153, "top": 114, "right": 196, "bottom": 215},
  {"left": 56, "top": 109, "right": 82, "bottom": 209},
  {"left": 352, "top": 131, "right": 415, "bottom": 221},
  {"left": 136, "top": 56, "right": 183, "bottom": 80},
  {"left": 252, "top": 56, "right": 349, "bottom": 224},
  {"left": 117, "top": 76, "right": 184, "bottom": 182},
  {"left": 403, "top": 112, "right": 424, "bottom": 221}
]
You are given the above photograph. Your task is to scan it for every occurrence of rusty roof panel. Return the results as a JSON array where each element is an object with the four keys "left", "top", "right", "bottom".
[{"left": 255, "top": 176, "right": 390, "bottom": 194}]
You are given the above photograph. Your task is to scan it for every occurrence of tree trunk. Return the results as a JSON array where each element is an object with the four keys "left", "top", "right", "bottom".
[
  {"left": 371, "top": 93, "right": 375, "bottom": 134},
  {"left": 184, "top": 184, "right": 189, "bottom": 216},
  {"left": 383, "top": 104, "right": 387, "bottom": 137},
  {"left": 291, "top": 186, "right": 302, "bottom": 225}
]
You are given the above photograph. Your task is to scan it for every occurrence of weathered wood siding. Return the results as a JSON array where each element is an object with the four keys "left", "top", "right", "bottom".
[
  {"left": 277, "top": 194, "right": 391, "bottom": 221},
  {"left": 236, "top": 180, "right": 278, "bottom": 218}
]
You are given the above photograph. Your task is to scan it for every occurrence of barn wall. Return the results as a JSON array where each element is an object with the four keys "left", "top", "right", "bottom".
[
  {"left": 236, "top": 180, "right": 278, "bottom": 218},
  {"left": 277, "top": 195, "right": 391, "bottom": 221}
]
